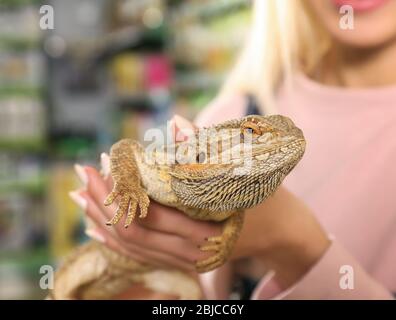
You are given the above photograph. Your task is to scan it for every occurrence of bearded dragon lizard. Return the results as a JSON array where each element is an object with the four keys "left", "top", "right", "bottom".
[{"left": 50, "top": 115, "right": 305, "bottom": 300}]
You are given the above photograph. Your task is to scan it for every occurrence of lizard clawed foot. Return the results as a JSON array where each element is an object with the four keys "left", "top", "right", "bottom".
[
  {"left": 195, "top": 235, "right": 231, "bottom": 273},
  {"left": 104, "top": 183, "right": 150, "bottom": 228}
]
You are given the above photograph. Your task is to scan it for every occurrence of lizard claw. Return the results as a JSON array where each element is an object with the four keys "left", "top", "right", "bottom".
[
  {"left": 195, "top": 211, "right": 243, "bottom": 273},
  {"left": 104, "top": 190, "right": 119, "bottom": 206},
  {"left": 195, "top": 236, "right": 231, "bottom": 273},
  {"left": 104, "top": 183, "right": 150, "bottom": 228},
  {"left": 136, "top": 191, "right": 149, "bottom": 219}
]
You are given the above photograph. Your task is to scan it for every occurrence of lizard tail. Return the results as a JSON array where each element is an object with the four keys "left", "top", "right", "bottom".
[{"left": 49, "top": 241, "right": 202, "bottom": 300}]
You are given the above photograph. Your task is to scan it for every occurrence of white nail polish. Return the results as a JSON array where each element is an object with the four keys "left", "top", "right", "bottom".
[
  {"left": 74, "top": 164, "right": 88, "bottom": 185},
  {"left": 85, "top": 229, "right": 106, "bottom": 243},
  {"left": 100, "top": 153, "right": 110, "bottom": 177},
  {"left": 85, "top": 217, "right": 97, "bottom": 230},
  {"left": 172, "top": 115, "right": 195, "bottom": 142},
  {"left": 69, "top": 191, "right": 87, "bottom": 210},
  {"left": 169, "top": 117, "right": 176, "bottom": 137}
]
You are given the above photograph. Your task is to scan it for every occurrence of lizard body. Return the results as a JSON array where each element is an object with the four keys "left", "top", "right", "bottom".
[{"left": 51, "top": 115, "right": 305, "bottom": 299}]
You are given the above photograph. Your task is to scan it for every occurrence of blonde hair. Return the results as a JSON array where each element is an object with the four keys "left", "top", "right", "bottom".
[{"left": 221, "top": 0, "right": 332, "bottom": 114}]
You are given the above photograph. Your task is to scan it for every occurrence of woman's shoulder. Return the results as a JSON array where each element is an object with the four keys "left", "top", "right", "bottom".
[{"left": 194, "top": 94, "right": 248, "bottom": 127}]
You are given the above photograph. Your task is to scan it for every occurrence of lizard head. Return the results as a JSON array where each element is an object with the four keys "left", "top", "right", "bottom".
[
  {"left": 178, "top": 114, "right": 306, "bottom": 170},
  {"left": 236, "top": 114, "right": 306, "bottom": 173},
  {"left": 170, "top": 115, "right": 306, "bottom": 212}
]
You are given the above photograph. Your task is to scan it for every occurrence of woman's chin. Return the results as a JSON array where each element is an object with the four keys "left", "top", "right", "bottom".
[{"left": 329, "top": 22, "right": 396, "bottom": 49}]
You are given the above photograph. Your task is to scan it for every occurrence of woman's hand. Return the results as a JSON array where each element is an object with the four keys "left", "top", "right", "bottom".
[
  {"left": 70, "top": 163, "right": 222, "bottom": 273},
  {"left": 232, "top": 187, "right": 331, "bottom": 289}
]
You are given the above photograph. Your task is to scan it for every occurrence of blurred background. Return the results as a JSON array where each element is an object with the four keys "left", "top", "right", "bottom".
[{"left": 0, "top": 0, "right": 251, "bottom": 299}]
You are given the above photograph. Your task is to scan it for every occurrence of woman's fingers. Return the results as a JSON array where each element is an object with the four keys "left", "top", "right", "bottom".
[
  {"left": 72, "top": 161, "right": 221, "bottom": 269},
  {"left": 84, "top": 165, "right": 222, "bottom": 245},
  {"left": 98, "top": 228, "right": 196, "bottom": 272},
  {"left": 100, "top": 153, "right": 113, "bottom": 190},
  {"left": 77, "top": 190, "right": 196, "bottom": 271},
  {"left": 86, "top": 227, "right": 167, "bottom": 269},
  {"left": 84, "top": 166, "right": 118, "bottom": 218},
  {"left": 78, "top": 190, "right": 118, "bottom": 238},
  {"left": 80, "top": 190, "right": 211, "bottom": 264},
  {"left": 139, "top": 201, "right": 222, "bottom": 244},
  {"left": 87, "top": 228, "right": 148, "bottom": 264},
  {"left": 84, "top": 224, "right": 196, "bottom": 272}
]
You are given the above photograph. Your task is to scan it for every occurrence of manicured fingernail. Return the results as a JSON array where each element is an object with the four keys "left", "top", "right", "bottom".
[
  {"left": 169, "top": 117, "right": 178, "bottom": 141},
  {"left": 69, "top": 191, "right": 87, "bottom": 210},
  {"left": 85, "top": 228, "right": 106, "bottom": 243},
  {"left": 169, "top": 114, "right": 195, "bottom": 142},
  {"left": 85, "top": 217, "right": 97, "bottom": 230},
  {"left": 100, "top": 153, "right": 110, "bottom": 177},
  {"left": 173, "top": 114, "right": 194, "bottom": 130},
  {"left": 74, "top": 164, "right": 88, "bottom": 185}
]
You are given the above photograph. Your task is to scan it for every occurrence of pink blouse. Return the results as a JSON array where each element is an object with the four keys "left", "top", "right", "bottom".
[{"left": 194, "top": 74, "right": 396, "bottom": 299}]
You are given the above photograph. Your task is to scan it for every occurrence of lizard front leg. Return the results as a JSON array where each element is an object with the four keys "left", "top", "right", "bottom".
[
  {"left": 104, "top": 139, "right": 150, "bottom": 228},
  {"left": 196, "top": 210, "right": 244, "bottom": 273}
]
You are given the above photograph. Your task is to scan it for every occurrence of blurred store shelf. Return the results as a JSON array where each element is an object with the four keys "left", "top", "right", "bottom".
[
  {"left": 0, "top": 0, "right": 251, "bottom": 299},
  {"left": 168, "top": 0, "right": 250, "bottom": 25}
]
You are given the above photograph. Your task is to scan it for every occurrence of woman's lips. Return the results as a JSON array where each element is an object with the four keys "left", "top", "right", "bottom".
[{"left": 331, "top": 0, "right": 390, "bottom": 12}]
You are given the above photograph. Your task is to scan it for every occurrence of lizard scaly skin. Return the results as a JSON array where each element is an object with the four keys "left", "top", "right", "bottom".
[{"left": 50, "top": 115, "right": 306, "bottom": 299}]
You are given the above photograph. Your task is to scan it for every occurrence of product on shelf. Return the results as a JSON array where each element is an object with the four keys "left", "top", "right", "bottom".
[{"left": 0, "top": 96, "right": 46, "bottom": 149}]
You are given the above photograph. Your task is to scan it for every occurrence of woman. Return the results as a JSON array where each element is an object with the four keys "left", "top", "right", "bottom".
[{"left": 70, "top": 0, "right": 396, "bottom": 299}]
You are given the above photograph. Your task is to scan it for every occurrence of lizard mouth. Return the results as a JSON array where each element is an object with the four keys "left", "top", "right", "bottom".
[
  {"left": 252, "top": 138, "right": 306, "bottom": 155},
  {"left": 226, "top": 137, "right": 306, "bottom": 161}
]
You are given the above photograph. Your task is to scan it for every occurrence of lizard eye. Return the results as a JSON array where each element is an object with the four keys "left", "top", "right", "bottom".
[
  {"left": 197, "top": 152, "right": 206, "bottom": 164},
  {"left": 242, "top": 122, "right": 261, "bottom": 136}
]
